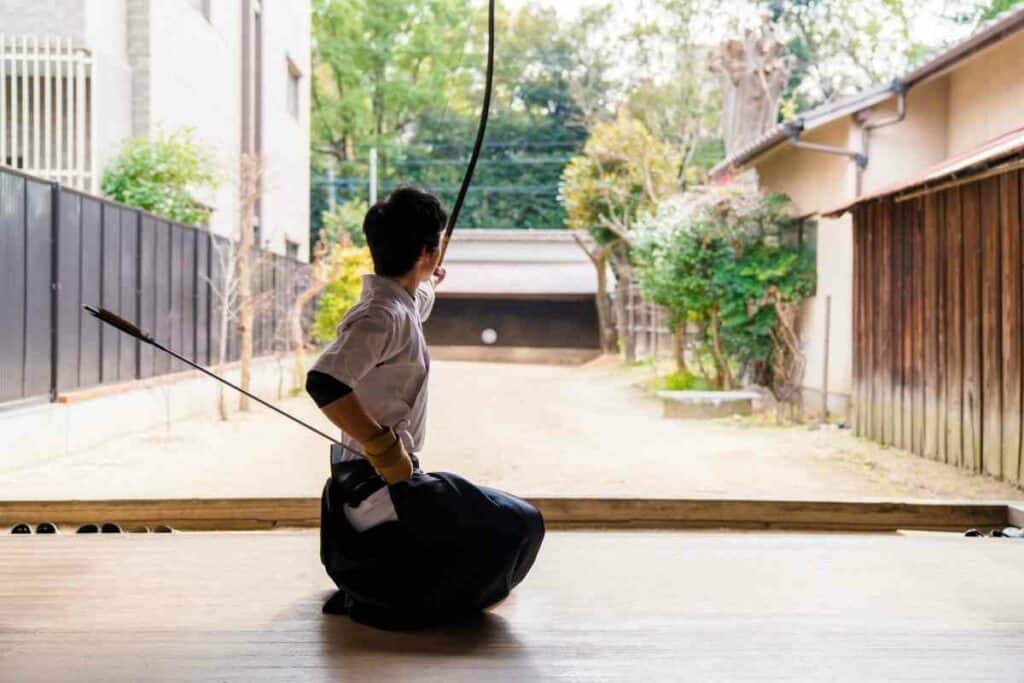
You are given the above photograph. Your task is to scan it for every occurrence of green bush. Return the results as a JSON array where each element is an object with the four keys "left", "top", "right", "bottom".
[
  {"left": 311, "top": 245, "right": 373, "bottom": 343},
  {"left": 634, "top": 186, "right": 815, "bottom": 393},
  {"left": 101, "top": 129, "right": 219, "bottom": 225},
  {"left": 661, "top": 369, "right": 711, "bottom": 392}
]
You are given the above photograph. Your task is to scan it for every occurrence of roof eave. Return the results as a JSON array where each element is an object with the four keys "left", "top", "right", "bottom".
[{"left": 709, "top": 84, "right": 897, "bottom": 179}]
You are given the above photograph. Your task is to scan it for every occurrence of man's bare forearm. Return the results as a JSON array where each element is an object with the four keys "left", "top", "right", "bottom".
[{"left": 319, "top": 392, "right": 384, "bottom": 445}]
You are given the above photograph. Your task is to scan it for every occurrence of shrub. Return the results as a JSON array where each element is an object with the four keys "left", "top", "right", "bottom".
[
  {"left": 101, "top": 129, "right": 219, "bottom": 225},
  {"left": 634, "top": 186, "right": 815, "bottom": 397},
  {"left": 311, "top": 245, "right": 373, "bottom": 343}
]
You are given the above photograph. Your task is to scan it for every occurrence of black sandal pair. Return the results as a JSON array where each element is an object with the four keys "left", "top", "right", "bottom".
[
  {"left": 964, "top": 526, "right": 1023, "bottom": 537},
  {"left": 75, "top": 522, "right": 124, "bottom": 534},
  {"left": 8, "top": 522, "right": 57, "bottom": 534},
  {"left": 76, "top": 523, "right": 174, "bottom": 534}
]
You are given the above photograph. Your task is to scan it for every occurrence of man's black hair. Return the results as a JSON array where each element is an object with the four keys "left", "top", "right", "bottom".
[{"left": 363, "top": 187, "right": 447, "bottom": 277}]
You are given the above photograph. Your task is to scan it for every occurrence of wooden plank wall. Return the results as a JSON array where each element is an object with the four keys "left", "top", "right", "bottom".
[{"left": 852, "top": 169, "right": 1024, "bottom": 486}]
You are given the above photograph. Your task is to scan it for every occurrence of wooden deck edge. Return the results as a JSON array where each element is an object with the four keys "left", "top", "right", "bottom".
[{"left": 0, "top": 497, "right": 1011, "bottom": 532}]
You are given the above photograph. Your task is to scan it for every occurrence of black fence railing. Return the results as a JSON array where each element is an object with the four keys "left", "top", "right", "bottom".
[{"left": 0, "top": 165, "right": 310, "bottom": 405}]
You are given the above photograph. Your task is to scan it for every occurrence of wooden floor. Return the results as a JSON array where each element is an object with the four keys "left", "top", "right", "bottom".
[{"left": 2, "top": 531, "right": 1023, "bottom": 682}]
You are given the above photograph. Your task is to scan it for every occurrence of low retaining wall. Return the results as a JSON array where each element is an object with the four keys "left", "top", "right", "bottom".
[{"left": 0, "top": 353, "right": 305, "bottom": 469}]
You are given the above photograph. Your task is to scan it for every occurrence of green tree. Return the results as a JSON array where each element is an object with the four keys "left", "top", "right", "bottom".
[
  {"left": 560, "top": 113, "right": 680, "bottom": 361},
  {"left": 634, "top": 187, "right": 815, "bottom": 395},
  {"left": 101, "top": 129, "right": 219, "bottom": 225},
  {"left": 321, "top": 200, "right": 368, "bottom": 247},
  {"left": 619, "top": 0, "right": 724, "bottom": 183},
  {"left": 972, "top": 0, "right": 1024, "bottom": 20},
  {"left": 312, "top": 0, "right": 472, "bottom": 163},
  {"left": 380, "top": 2, "right": 593, "bottom": 229},
  {"left": 312, "top": 1, "right": 609, "bottom": 230},
  {"left": 765, "top": 0, "right": 991, "bottom": 111}
]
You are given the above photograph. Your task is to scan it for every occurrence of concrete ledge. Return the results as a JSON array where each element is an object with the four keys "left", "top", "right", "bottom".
[
  {"left": 429, "top": 346, "right": 601, "bottom": 366},
  {"left": 0, "top": 497, "right": 1011, "bottom": 532},
  {"left": 658, "top": 390, "right": 762, "bottom": 419},
  {"left": 0, "top": 353, "right": 303, "bottom": 466}
]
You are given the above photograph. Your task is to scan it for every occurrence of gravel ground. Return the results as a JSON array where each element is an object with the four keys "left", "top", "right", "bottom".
[{"left": 4, "top": 357, "right": 1023, "bottom": 501}]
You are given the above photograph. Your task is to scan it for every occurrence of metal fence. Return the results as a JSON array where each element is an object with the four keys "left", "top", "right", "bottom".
[{"left": 0, "top": 165, "right": 309, "bottom": 405}]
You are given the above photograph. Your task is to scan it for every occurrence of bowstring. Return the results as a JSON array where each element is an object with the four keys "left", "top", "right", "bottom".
[{"left": 438, "top": 0, "right": 496, "bottom": 267}]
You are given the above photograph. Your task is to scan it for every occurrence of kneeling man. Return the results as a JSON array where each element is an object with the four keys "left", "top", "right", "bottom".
[{"left": 306, "top": 187, "right": 545, "bottom": 630}]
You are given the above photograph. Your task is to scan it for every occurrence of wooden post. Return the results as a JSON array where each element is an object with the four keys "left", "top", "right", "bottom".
[{"left": 822, "top": 295, "right": 831, "bottom": 423}]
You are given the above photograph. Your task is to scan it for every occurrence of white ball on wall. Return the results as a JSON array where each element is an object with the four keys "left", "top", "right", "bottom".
[{"left": 481, "top": 328, "right": 498, "bottom": 345}]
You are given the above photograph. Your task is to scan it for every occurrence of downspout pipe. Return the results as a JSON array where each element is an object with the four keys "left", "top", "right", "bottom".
[
  {"left": 857, "top": 80, "right": 908, "bottom": 195},
  {"left": 863, "top": 80, "right": 908, "bottom": 133},
  {"left": 785, "top": 120, "right": 868, "bottom": 169}
]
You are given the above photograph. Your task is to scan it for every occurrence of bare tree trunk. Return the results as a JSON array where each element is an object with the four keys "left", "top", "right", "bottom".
[
  {"left": 290, "top": 241, "right": 330, "bottom": 389},
  {"left": 707, "top": 306, "right": 733, "bottom": 389},
  {"left": 237, "top": 154, "right": 262, "bottom": 411},
  {"left": 710, "top": 21, "right": 793, "bottom": 159},
  {"left": 206, "top": 236, "right": 238, "bottom": 421},
  {"left": 571, "top": 232, "right": 617, "bottom": 354},
  {"left": 217, "top": 293, "right": 231, "bottom": 420},
  {"left": 672, "top": 320, "right": 688, "bottom": 374},
  {"left": 593, "top": 251, "right": 617, "bottom": 353},
  {"left": 610, "top": 242, "right": 636, "bottom": 364}
]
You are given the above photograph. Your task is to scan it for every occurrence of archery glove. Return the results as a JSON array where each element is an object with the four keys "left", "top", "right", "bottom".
[{"left": 363, "top": 427, "right": 414, "bottom": 484}]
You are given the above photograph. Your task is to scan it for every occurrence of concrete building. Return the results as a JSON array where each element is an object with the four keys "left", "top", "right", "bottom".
[
  {"left": 0, "top": 0, "right": 311, "bottom": 259},
  {"left": 710, "top": 7, "right": 1024, "bottom": 418}
]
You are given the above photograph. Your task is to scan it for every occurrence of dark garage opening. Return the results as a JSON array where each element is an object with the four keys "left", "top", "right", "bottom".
[{"left": 424, "top": 294, "right": 600, "bottom": 349}]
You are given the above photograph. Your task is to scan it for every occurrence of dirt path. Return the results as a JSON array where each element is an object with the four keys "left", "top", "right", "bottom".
[{"left": 4, "top": 358, "right": 1023, "bottom": 501}]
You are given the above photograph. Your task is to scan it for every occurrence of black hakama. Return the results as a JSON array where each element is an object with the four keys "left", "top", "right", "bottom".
[{"left": 320, "top": 459, "right": 545, "bottom": 630}]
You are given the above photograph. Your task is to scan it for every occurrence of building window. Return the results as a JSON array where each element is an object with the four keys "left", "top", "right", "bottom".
[
  {"left": 287, "top": 58, "right": 302, "bottom": 119},
  {"left": 285, "top": 240, "right": 299, "bottom": 260}
]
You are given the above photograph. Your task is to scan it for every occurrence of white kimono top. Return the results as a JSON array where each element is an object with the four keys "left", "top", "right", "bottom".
[{"left": 312, "top": 273, "right": 436, "bottom": 530}]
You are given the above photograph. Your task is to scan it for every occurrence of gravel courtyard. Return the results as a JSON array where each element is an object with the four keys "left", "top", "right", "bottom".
[{"left": 4, "top": 357, "right": 1024, "bottom": 502}]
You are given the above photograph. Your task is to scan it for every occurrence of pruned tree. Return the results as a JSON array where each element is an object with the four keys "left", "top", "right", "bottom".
[
  {"left": 206, "top": 235, "right": 239, "bottom": 421},
  {"left": 237, "top": 153, "right": 263, "bottom": 411},
  {"left": 709, "top": 20, "right": 793, "bottom": 159}
]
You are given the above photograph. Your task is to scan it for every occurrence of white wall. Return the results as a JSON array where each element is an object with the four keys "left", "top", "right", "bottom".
[
  {"left": 947, "top": 32, "right": 1024, "bottom": 156},
  {"left": 259, "top": 0, "right": 311, "bottom": 260},
  {"left": 147, "top": 0, "right": 242, "bottom": 240},
  {"left": 756, "top": 119, "right": 856, "bottom": 416},
  {"left": 0, "top": 0, "right": 86, "bottom": 43},
  {"left": 85, "top": 0, "right": 133, "bottom": 184}
]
